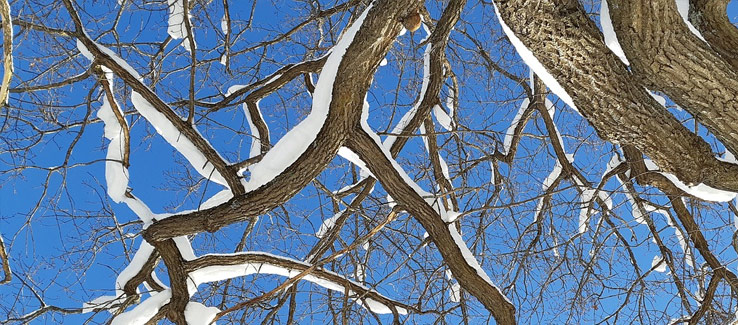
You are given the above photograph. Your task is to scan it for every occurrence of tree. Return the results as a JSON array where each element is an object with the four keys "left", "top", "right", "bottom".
[{"left": 1, "top": 0, "right": 737, "bottom": 323}]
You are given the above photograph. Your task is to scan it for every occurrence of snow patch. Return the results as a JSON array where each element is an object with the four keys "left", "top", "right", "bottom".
[
  {"left": 600, "top": 0, "right": 630, "bottom": 65},
  {"left": 493, "top": 3, "right": 578, "bottom": 112}
]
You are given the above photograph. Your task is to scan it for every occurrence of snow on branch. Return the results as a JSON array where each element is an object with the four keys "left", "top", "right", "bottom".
[
  {"left": 492, "top": 2, "right": 578, "bottom": 113},
  {"left": 185, "top": 252, "right": 411, "bottom": 315},
  {"left": 167, "top": 0, "right": 196, "bottom": 52},
  {"left": 239, "top": 4, "right": 371, "bottom": 192},
  {"left": 73, "top": 26, "right": 242, "bottom": 192}
]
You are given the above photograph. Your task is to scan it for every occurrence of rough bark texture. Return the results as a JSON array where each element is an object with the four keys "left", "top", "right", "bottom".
[
  {"left": 143, "top": 0, "right": 417, "bottom": 242},
  {"left": 494, "top": 0, "right": 738, "bottom": 191},
  {"left": 348, "top": 128, "right": 516, "bottom": 324},
  {"left": 609, "top": 0, "right": 738, "bottom": 156},
  {"left": 689, "top": 0, "right": 738, "bottom": 71}
]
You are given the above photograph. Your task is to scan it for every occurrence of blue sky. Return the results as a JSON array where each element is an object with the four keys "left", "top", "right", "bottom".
[{"left": 2, "top": 0, "right": 738, "bottom": 324}]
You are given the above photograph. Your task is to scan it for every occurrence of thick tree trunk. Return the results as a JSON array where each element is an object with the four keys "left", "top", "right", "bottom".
[
  {"left": 608, "top": 0, "right": 738, "bottom": 157},
  {"left": 493, "top": 0, "right": 738, "bottom": 191}
]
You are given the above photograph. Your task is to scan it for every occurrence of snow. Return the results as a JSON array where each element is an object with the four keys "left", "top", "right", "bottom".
[
  {"left": 77, "top": 32, "right": 141, "bottom": 80},
  {"left": 493, "top": 3, "right": 577, "bottom": 112},
  {"left": 242, "top": 102, "right": 264, "bottom": 158},
  {"left": 380, "top": 58, "right": 388, "bottom": 66},
  {"left": 651, "top": 255, "right": 667, "bottom": 272},
  {"left": 188, "top": 252, "right": 406, "bottom": 314},
  {"left": 316, "top": 210, "right": 343, "bottom": 238},
  {"left": 543, "top": 160, "right": 563, "bottom": 191},
  {"left": 115, "top": 241, "right": 155, "bottom": 297},
  {"left": 220, "top": 14, "right": 228, "bottom": 35},
  {"left": 600, "top": 0, "right": 630, "bottom": 65},
  {"left": 433, "top": 104, "right": 454, "bottom": 131},
  {"left": 89, "top": 65, "right": 157, "bottom": 224},
  {"left": 225, "top": 84, "right": 246, "bottom": 96},
  {"left": 167, "top": 0, "right": 195, "bottom": 52},
  {"left": 643, "top": 159, "right": 737, "bottom": 202},
  {"left": 648, "top": 90, "right": 667, "bottom": 107},
  {"left": 174, "top": 235, "right": 197, "bottom": 261},
  {"left": 131, "top": 91, "right": 228, "bottom": 186},
  {"left": 219, "top": 53, "right": 227, "bottom": 66},
  {"left": 672, "top": 199, "right": 694, "bottom": 268},
  {"left": 502, "top": 98, "right": 529, "bottom": 156},
  {"left": 534, "top": 159, "right": 563, "bottom": 222},
  {"left": 111, "top": 290, "right": 171, "bottom": 325},
  {"left": 383, "top": 29, "right": 431, "bottom": 149},
  {"left": 444, "top": 210, "right": 461, "bottom": 223},
  {"left": 77, "top": 39, "right": 93, "bottom": 61},
  {"left": 446, "top": 269, "right": 461, "bottom": 302},
  {"left": 448, "top": 223, "right": 511, "bottom": 304},
  {"left": 240, "top": 5, "right": 372, "bottom": 192},
  {"left": 82, "top": 295, "right": 127, "bottom": 313},
  {"left": 338, "top": 147, "right": 375, "bottom": 178},
  {"left": 184, "top": 302, "right": 219, "bottom": 325},
  {"left": 675, "top": 0, "right": 706, "bottom": 41},
  {"left": 446, "top": 89, "right": 455, "bottom": 121},
  {"left": 578, "top": 188, "right": 595, "bottom": 234},
  {"left": 489, "top": 161, "right": 496, "bottom": 185}
]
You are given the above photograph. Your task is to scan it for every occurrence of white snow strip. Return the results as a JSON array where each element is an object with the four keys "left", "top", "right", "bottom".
[
  {"left": 219, "top": 54, "right": 227, "bottom": 66},
  {"left": 188, "top": 252, "right": 406, "bottom": 315},
  {"left": 380, "top": 58, "right": 388, "bottom": 66},
  {"left": 131, "top": 91, "right": 228, "bottom": 186},
  {"left": 115, "top": 241, "right": 155, "bottom": 297},
  {"left": 82, "top": 295, "right": 127, "bottom": 314},
  {"left": 167, "top": 0, "right": 195, "bottom": 52},
  {"left": 449, "top": 282, "right": 461, "bottom": 302},
  {"left": 534, "top": 160, "right": 563, "bottom": 222},
  {"left": 489, "top": 161, "right": 496, "bottom": 185},
  {"left": 225, "top": 85, "right": 246, "bottom": 96},
  {"left": 174, "top": 235, "right": 197, "bottom": 261},
  {"left": 78, "top": 32, "right": 141, "bottom": 80},
  {"left": 675, "top": 0, "right": 706, "bottom": 41},
  {"left": 433, "top": 104, "right": 454, "bottom": 131},
  {"left": 578, "top": 188, "right": 596, "bottom": 234},
  {"left": 338, "top": 147, "right": 375, "bottom": 178},
  {"left": 111, "top": 290, "right": 171, "bottom": 325},
  {"left": 600, "top": 0, "right": 630, "bottom": 65},
  {"left": 220, "top": 14, "right": 229, "bottom": 35},
  {"left": 648, "top": 90, "right": 667, "bottom": 107},
  {"left": 184, "top": 302, "right": 219, "bottom": 325},
  {"left": 503, "top": 98, "right": 529, "bottom": 155},
  {"left": 383, "top": 28, "right": 431, "bottom": 149},
  {"left": 242, "top": 102, "right": 264, "bottom": 159},
  {"left": 446, "top": 89, "right": 455, "bottom": 121},
  {"left": 671, "top": 199, "right": 694, "bottom": 268},
  {"left": 89, "top": 65, "right": 157, "bottom": 224},
  {"left": 542, "top": 160, "right": 563, "bottom": 191},
  {"left": 493, "top": 3, "right": 578, "bottom": 112},
  {"left": 77, "top": 39, "right": 93, "bottom": 61},
  {"left": 241, "top": 5, "right": 372, "bottom": 192},
  {"left": 644, "top": 159, "right": 737, "bottom": 202},
  {"left": 448, "top": 223, "right": 511, "bottom": 304},
  {"left": 316, "top": 210, "right": 344, "bottom": 238},
  {"left": 652, "top": 255, "right": 667, "bottom": 272}
]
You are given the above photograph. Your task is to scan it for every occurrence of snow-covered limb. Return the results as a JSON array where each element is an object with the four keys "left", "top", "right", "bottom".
[
  {"left": 167, "top": 0, "right": 196, "bottom": 52},
  {"left": 493, "top": 2, "right": 578, "bottom": 113},
  {"left": 185, "top": 252, "right": 412, "bottom": 315},
  {"left": 0, "top": 0, "right": 13, "bottom": 105},
  {"left": 383, "top": 29, "right": 431, "bottom": 150},
  {"left": 347, "top": 126, "right": 514, "bottom": 319},
  {"left": 73, "top": 29, "right": 244, "bottom": 193},
  {"left": 600, "top": 0, "right": 629, "bottom": 65},
  {"left": 502, "top": 98, "right": 530, "bottom": 156}
]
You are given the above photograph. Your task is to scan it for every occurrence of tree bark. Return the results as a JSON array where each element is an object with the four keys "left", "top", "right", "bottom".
[{"left": 493, "top": 0, "right": 738, "bottom": 191}]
